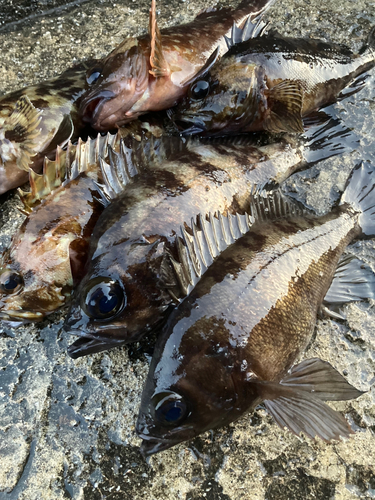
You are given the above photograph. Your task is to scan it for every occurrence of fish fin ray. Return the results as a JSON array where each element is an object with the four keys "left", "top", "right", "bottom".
[
  {"left": 256, "top": 382, "right": 354, "bottom": 441},
  {"left": 340, "top": 161, "right": 375, "bottom": 237},
  {"left": 149, "top": 0, "right": 170, "bottom": 78},
  {"left": 266, "top": 81, "right": 304, "bottom": 134},
  {"left": 280, "top": 358, "right": 364, "bottom": 401},
  {"left": 249, "top": 190, "right": 306, "bottom": 223},
  {"left": 324, "top": 254, "right": 375, "bottom": 304}
]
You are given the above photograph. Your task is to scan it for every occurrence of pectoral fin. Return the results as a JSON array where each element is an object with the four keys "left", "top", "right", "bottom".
[
  {"left": 253, "top": 357, "right": 363, "bottom": 441},
  {"left": 265, "top": 81, "right": 304, "bottom": 133},
  {"left": 324, "top": 254, "right": 375, "bottom": 304},
  {"left": 149, "top": 0, "right": 170, "bottom": 78},
  {"left": 1, "top": 96, "right": 42, "bottom": 170}
]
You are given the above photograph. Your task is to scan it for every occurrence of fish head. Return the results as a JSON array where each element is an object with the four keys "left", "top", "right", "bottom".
[
  {"left": 0, "top": 233, "right": 75, "bottom": 322},
  {"left": 136, "top": 315, "right": 255, "bottom": 456},
  {"left": 79, "top": 38, "right": 149, "bottom": 131},
  {"left": 64, "top": 238, "right": 173, "bottom": 349},
  {"left": 173, "top": 59, "right": 264, "bottom": 136}
]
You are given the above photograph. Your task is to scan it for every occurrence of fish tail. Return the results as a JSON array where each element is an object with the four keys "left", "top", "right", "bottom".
[{"left": 340, "top": 161, "right": 375, "bottom": 236}]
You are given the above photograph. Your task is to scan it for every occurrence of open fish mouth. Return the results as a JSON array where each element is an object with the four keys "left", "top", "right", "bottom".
[
  {"left": 80, "top": 89, "right": 116, "bottom": 126},
  {"left": 137, "top": 426, "right": 195, "bottom": 457},
  {"left": 0, "top": 310, "right": 44, "bottom": 321}
]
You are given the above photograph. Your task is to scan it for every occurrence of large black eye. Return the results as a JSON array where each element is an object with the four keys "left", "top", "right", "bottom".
[
  {"left": 0, "top": 270, "right": 23, "bottom": 295},
  {"left": 190, "top": 80, "right": 210, "bottom": 100},
  {"left": 86, "top": 68, "right": 102, "bottom": 85},
  {"left": 154, "top": 392, "right": 188, "bottom": 426},
  {"left": 83, "top": 278, "right": 125, "bottom": 320}
]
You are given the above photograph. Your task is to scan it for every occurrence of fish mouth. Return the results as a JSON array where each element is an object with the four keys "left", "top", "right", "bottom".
[
  {"left": 138, "top": 425, "right": 195, "bottom": 458},
  {"left": 173, "top": 116, "right": 206, "bottom": 136},
  {"left": 66, "top": 333, "right": 127, "bottom": 359},
  {"left": 80, "top": 89, "right": 116, "bottom": 128},
  {"left": 0, "top": 310, "right": 44, "bottom": 321}
]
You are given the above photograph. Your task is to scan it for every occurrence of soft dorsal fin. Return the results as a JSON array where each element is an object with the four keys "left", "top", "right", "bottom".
[
  {"left": 148, "top": 0, "right": 170, "bottom": 78},
  {"left": 1, "top": 96, "right": 42, "bottom": 171},
  {"left": 18, "top": 131, "right": 120, "bottom": 212}
]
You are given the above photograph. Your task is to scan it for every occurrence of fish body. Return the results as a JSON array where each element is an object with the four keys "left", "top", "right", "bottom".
[
  {"left": 174, "top": 28, "right": 375, "bottom": 136},
  {"left": 136, "top": 162, "right": 375, "bottom": 456},
  {"left": 62, "top": 118, "right": 354, "bottom": 358},
  {"left": 0, "top": 133, "right": 122, "bottom": 322},
  {"left": 0, "top": 61, "right": 96, "bottom": 194},
  {"left": 79, "top": 0, "right": 275, "bottom": 131}
]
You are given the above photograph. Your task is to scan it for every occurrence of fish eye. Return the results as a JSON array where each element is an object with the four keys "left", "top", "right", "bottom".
[
  {"left": 153, "top": 392, "right": 188, "bottom": 426},
  {"left": 82, "top": 278, "right": 125, "bottom": 320},
  {"left": 190, "top": 80, "right": 210, "bottom": 100},
  {"left": 86, "top": 68, "right": 102, "bottom": 86},
  {"left": 0, "top": 269, "right": 23, "bottom": 295}
]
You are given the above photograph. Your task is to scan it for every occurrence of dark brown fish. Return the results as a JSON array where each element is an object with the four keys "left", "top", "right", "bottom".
[
  {"left": 136, "top": 162, "right": 375, "bottom": 456},
  {"left": 172, "top": 27, "right": 375, "bottom": 136},
  {"left": 62, "top": 117, "right": 355, "bottom": 358},
  {"left": 0, "top": 60, "right": 97, "bottom": 194},
  {"left": 79, "top": 0, "right": 274, "bottom": 131}
]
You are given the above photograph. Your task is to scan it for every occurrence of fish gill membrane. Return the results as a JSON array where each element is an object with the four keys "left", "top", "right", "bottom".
[
  {"left": 136, "top": 161, "right": 375, "bottom": 457},
  {"left": 0, "top": 60, "right": 99, "bottom": 195},
  {"left": 0, "top": 131, "right": 126, "bottom": 324},
  {"left": 172, "top": 24, "right": 375, "bottom": 137},
  {"left": 62, "top": 115, "right": 355, "bottom": 359},
  {"left": 78, "top": 0, "right": 276, "bottom": 131}
]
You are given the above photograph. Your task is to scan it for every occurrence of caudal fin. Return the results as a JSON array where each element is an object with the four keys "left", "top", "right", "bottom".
[{"left": 340, "top": 161, "right": 375, "bottom": 237}]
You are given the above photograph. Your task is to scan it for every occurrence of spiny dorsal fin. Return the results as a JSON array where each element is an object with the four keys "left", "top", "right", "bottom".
[
  {"left": 0, "top": 96, "right": 42, "bottom": 171},
  {"left": 149, "top": 0, "right": 170, "bottom": 78},
  {"left": 224, "top": 15, "right": 269, "bottom": 50},
  {"left": 161, "top": 210, "right": 252, "bottom": 300},
  {"left": 98, "top": 138, "right": 141, "bottom": 200},
  {"left": 18, "top": 131, "right": 120, "bottom": 211}
]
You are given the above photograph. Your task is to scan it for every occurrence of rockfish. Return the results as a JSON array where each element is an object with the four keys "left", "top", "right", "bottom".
[
  {"left": 137, "top": 162, "right": 375, "bottom": 456},
  {"left": 79, "top": 0, "right": 274, "bottom": 131}
]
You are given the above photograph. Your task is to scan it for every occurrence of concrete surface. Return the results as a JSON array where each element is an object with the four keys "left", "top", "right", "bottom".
[{"left": 0, "top": 0, "right": 375, "bottom": 498}]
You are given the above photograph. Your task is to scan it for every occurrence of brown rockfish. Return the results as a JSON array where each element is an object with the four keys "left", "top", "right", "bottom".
[
  {"left": 62, "top": 117, "right": 355, "bottom": 358},
  {"left": 172, "top": 27, "right": 375, "bottom": 136},
  {"left": 136, "top": 162, "right": 375, "bottom": 456},
  {"left": 79, "top": 0, "right": 274, "bottom": 131},
  {"left": 0, "top": 132, "right": 125, "bottom": 323},
  {"left": 0, "top": 60, "right": 97, "bottom": 194}
]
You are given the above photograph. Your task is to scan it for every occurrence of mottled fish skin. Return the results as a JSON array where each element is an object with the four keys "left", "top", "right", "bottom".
[
  {"left": 174, "top": 29, "right": 375, "bottom": 136},
  {"left": 0, "top": 132, "right": 123, "bottom": 322},
  {"left": 79, "top": 0, "right": 275, "bottom": 131},
  {"left": 0, "top": 60, "right": 97, "bottom": 194},
  {"left": 62, "top": 122, "right": 351, "bottom": 357},
  {"left": 136, "top": 194, "right": 365, "bottom": 455}
]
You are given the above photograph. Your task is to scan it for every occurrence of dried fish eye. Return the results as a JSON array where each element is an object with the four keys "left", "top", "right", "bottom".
[
  {"left": 83, "top": 278, "right": 125, "bottom": 320},
  {"left": 0, "top": 270, "right": 23, "bottom": 294},
  {"left": 153, "top": 392, "right": 188, "bottom": 426},
  {"left": 86, "top": 68, "right": 102, "bottom": 86},
  {"left": 190, "top": 80, "right": 210, "bottom": 100}
]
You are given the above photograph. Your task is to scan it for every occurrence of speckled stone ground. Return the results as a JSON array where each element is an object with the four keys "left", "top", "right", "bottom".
[{"left": 0, "top": 0, "right": 375, "bottom": 499}]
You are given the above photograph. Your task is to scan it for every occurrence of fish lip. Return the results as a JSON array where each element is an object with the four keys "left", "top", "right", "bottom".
[
  {"left": 138, "top": 427, "right": 195, "bottom": 458},
  {"left": 67, "top": 335, "right": 127, "bottom": 359},
  {"left": 79, "top": 89, "right": 116, "bottom": 126},
  {"left": 0, "top": 310, "right": 44, "bottom": 321},
  {"left": 172, "top": 115, "right": 206, "bottom": 135}
]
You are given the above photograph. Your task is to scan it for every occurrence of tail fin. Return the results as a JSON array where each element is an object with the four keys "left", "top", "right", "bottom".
[{"left": 340, "top": 161, "right": 375, "bottom": 237}]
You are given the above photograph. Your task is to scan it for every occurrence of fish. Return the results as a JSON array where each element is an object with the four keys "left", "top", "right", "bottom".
[
  {"left": 0, "top": 132, "right": 124, "bottom": 323},
  {"left": 172, "top": 26, "right": 375, "bottom": 136},
  {"left": 0, "top": 60, "right": 97, "bottom": 194},
  {"left": 62, "top": 116, "right": 356, "bottom": 358},
  {"left": 79, "top": 0, "right": 274, "bottom": 131},
  {"left": 136, "top": 161, "right": 375, "bottom": 456}
]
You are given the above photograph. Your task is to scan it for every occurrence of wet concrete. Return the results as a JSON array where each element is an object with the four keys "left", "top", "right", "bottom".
[{"left": 0, "top": 0, "right": 375, "bottom": 499}]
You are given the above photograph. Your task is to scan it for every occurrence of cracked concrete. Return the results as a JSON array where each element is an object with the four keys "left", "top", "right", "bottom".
[{"left": 0, "top": 0, "right": 375, "bottom": 498}]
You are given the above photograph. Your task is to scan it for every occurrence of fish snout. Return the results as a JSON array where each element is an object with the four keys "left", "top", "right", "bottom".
[{"left": 79, "top": 90, "right": 116, "bottom": 129}]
